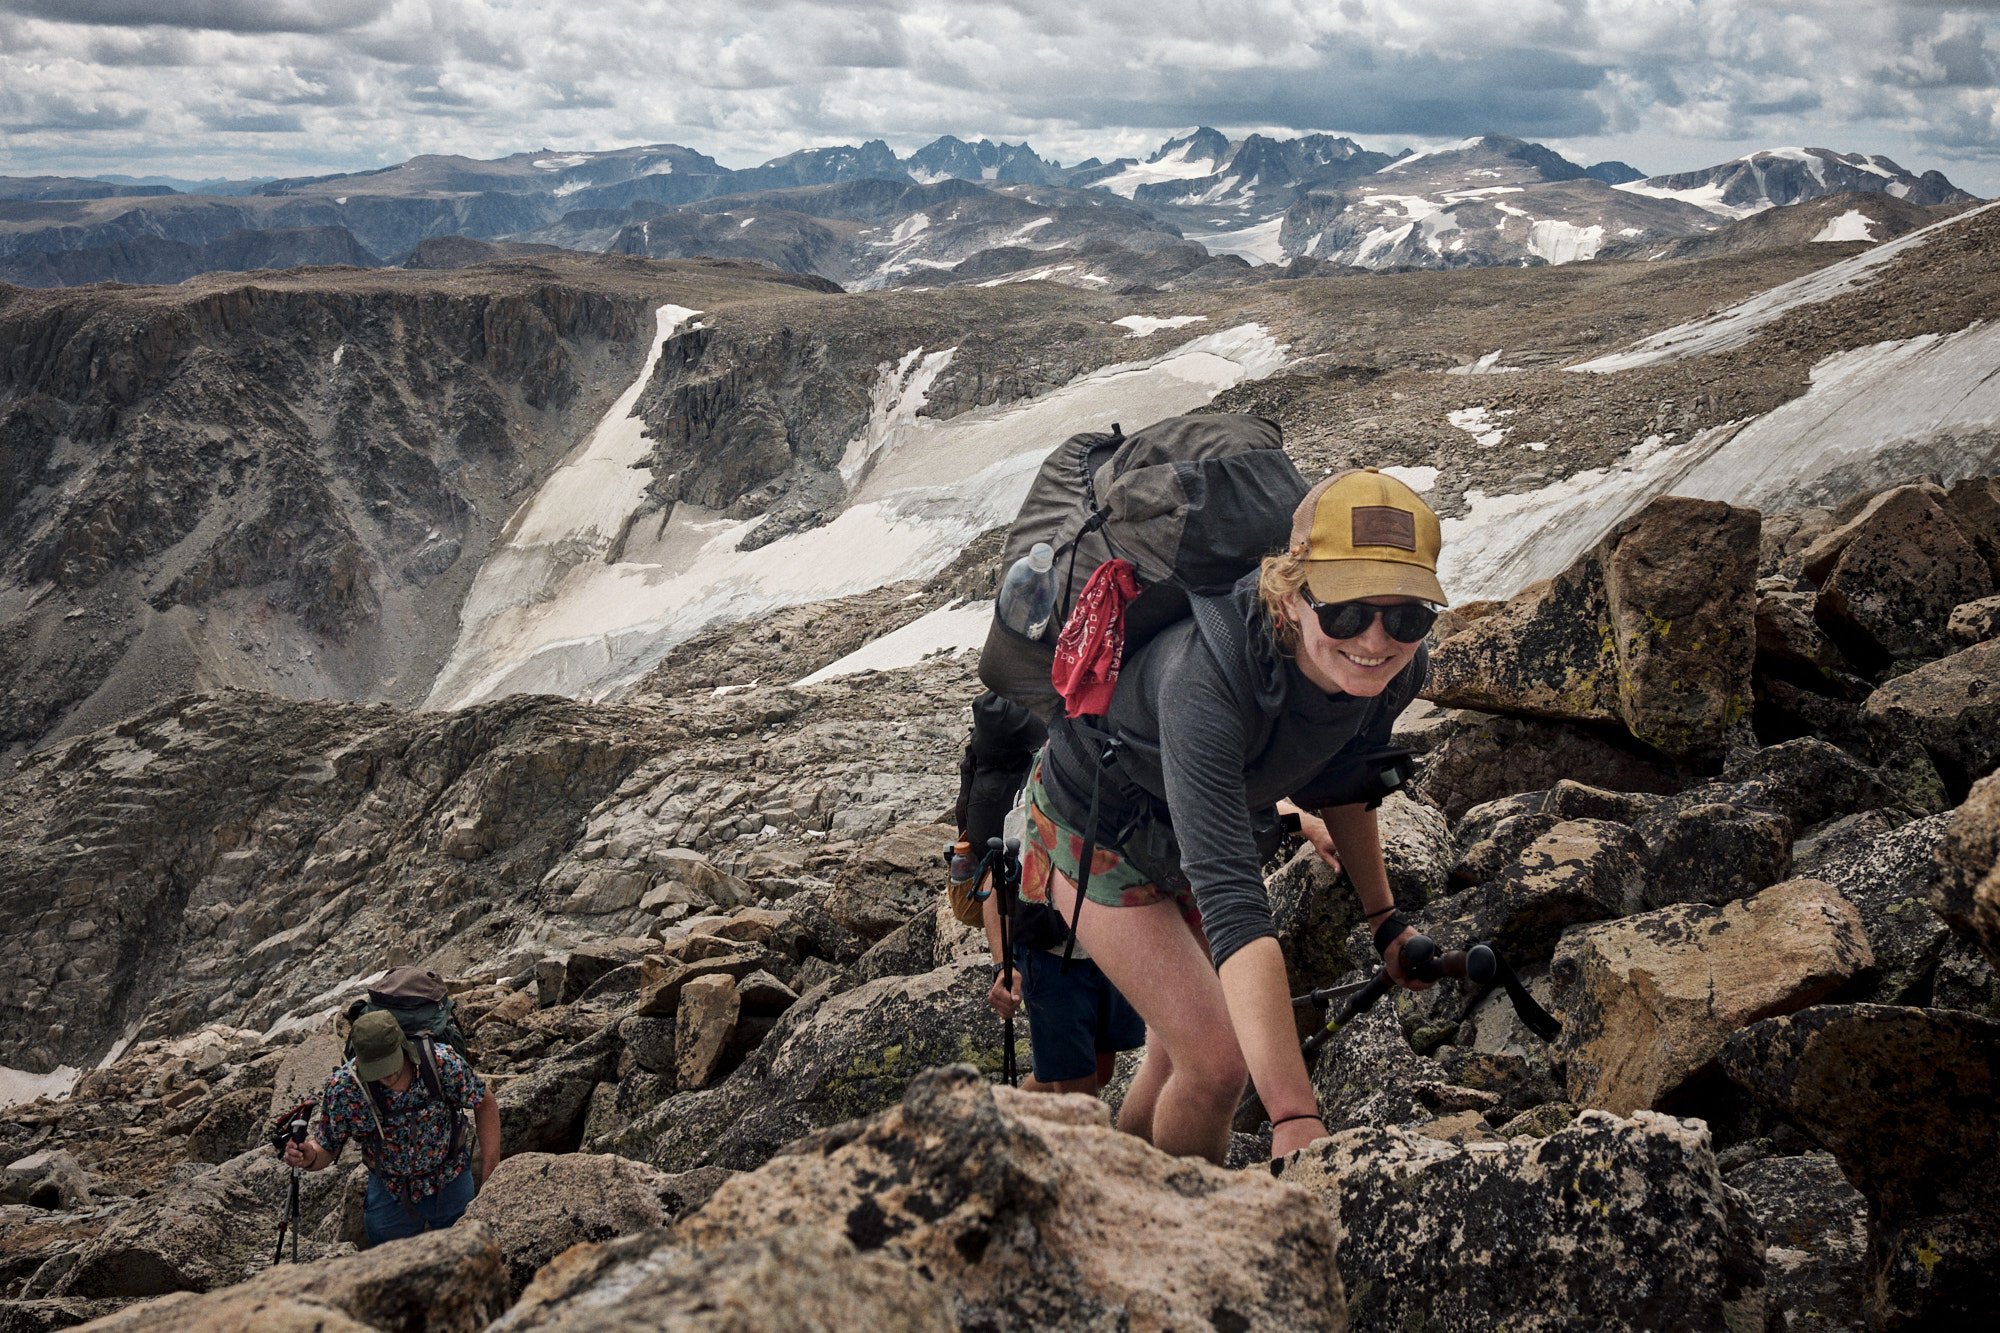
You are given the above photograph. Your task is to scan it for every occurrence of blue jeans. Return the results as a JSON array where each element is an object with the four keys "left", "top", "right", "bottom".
[{"left": 363, "top": 1162, "right": 475, "bottom": 1245}]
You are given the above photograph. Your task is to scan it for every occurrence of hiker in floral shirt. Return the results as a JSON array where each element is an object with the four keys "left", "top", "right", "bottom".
[{"left": 282, "top": 1010, "right": 502, "bottom": 1244}]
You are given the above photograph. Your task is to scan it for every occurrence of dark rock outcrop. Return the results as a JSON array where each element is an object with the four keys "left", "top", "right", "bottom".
[
  {"left": 1721, "top": 1004, "right": 2000, "bottom": 1328},
  {"left": 1284, "top": 1110, "right": 1766, "bottom": 1332}
]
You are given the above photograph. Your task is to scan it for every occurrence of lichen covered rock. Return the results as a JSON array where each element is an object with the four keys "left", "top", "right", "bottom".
[
  {"left": 675, "top": 1065, "right": 1344, "bottom": 1330},
  {"left": 1284, "top": 1110, "right": 1765, "bottom": 1332},
  {"left": 1720, "top": 1003, "right": 2000, "bottom": 1328}
]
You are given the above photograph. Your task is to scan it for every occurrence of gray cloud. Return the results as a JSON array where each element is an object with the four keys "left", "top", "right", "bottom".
[
  {"left": 0, "top": 0, "right": 389, "bottom": 35},
  {"left": 201, "top": 110, "right": 306, "bottom": 132},
  {"left": 0, "top": 0, "right": 1995, "bottom": 194}
]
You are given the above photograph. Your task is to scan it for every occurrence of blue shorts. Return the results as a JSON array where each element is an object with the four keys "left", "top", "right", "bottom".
[
  {"left": 363, "top": 1160, "right": 475, "bottom": 1246},
  {"left": 1016, "top": 945, "right": 1146, "bottom": 1084}
]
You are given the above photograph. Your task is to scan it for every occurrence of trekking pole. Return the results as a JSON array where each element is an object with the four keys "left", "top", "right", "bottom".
[
  {"left": 1241, "top": 935, "right": 1497, "bottom": 1122},
  {"left": 987, "top": 836, "right": 1023, "bottom": 1088},
  {"left": 273, "top": 1117, "right": 308, "bottom": 1264}
]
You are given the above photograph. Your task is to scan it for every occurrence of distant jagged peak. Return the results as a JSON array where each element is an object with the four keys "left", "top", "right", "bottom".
[
  {"left": 1618, "top": 145, "right": 1980, "bottom": 218},
  {"left": 1151, "top": 126, "right": 1232, "bottom": 166},
  {"left": 759, "top": 139, "right": 904, "bottom": 172},
  {"left": 903, "top": 136, "right": 1061, "bottom": 185}
]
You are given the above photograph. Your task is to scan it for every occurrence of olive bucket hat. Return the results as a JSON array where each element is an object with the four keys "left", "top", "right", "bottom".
[
  {"left": 350, "top": 1009, "right": 415, "bottom": 1084},
  {"left": 1289, "top": 468, "right": 1447, "bottom": 606}
]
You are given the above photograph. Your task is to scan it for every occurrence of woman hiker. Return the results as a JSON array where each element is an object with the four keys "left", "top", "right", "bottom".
[
  {"left": 282, "top": 1009, "right": 502, "bottom": 1244},
  {"left": 1020, "top": 468, "right": 1445, "bottom": 1164}
]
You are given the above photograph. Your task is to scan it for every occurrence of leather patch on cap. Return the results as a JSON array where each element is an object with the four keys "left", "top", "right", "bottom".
[{"left": 1351, "top": 505, "right": 1417, "bottom": 551}]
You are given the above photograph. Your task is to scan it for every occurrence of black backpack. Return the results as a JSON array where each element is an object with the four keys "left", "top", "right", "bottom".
[{"left": 975, "top": 412, "right": 1307, "bottom": 724}]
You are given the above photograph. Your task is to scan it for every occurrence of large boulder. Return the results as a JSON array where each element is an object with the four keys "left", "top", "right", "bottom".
[
  {"left": 1726, "top": 1153, "right": 1871, "bottom": 1333},
  {"left": 67, "top": 1222, "right": 508, "bottom": 1332},
  {"left": 1944, "top": 475, "right": 2000, "bottom": 581},
  {"left": 673, "top": 1065, "right": 1344, "bottom": 1330},
  {"left": 825, "top": 823, "right": 954, "bottom": 942},
  {"left": 1804, "top": 482, "right": 1994, "bottom": 666},
  {"left": 1935, "top": 773, "right": 2000, "bottom": 970},
  {"left": 1271, "top": 792, "right": 1451, "bottom": 992},
  {"left": 595, "top": 960, "right": 1016, "bottom": 1174},
  {"left": 1947, "top": 593, "right": 2000, "bottom": 645},
  {"left": 1283, "top": 1110, "right": 1765, "bottom": 1332},
  {"left": 1427, "top": 495, "right": 1758, "bottom": 759},
  {"left": 52, "top": 1150, "right": 358, "bottom": 1299},
  {"left": 1477, "top": 818, "right": 1644, "bottom": 961},
  {"left": 1863, "top": 640, "right": 2000, "bottom": 787},
  {"left": 1632, "top": 801, "right": 1794, "bottom": 910},
  {"left": 461, "top": 1152, "right": 712, "bottom": 1299},
  {"left": 493, "top": 1024, "right": 621, "bottom": 1155},
  {"left": 1720, "top": 1004, "right": 2000, "bottom": 1328},
  {"left": 1551, "top": 879, "right": 1872, "bottom": 1115},
  {"left": 1796, "top": 811, "right": 1953, "bottom": 1003},
  {"left": 1309, "top": 1004, "right": 1472, "bottom": 1134}
]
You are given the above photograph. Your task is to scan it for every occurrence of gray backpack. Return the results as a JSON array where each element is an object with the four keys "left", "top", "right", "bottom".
[{"left": 976, "top": 412, "right": 1308, "bottom": 723}]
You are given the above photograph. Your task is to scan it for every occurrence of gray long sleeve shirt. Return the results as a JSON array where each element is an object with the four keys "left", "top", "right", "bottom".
[{"left": 1041, "top": 576, "right": 1427, "bottom": 968}]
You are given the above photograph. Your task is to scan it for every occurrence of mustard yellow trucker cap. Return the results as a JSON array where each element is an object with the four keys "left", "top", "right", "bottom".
[{"left": 1289, "top": 468, "right": 1447, "bottom": 606}]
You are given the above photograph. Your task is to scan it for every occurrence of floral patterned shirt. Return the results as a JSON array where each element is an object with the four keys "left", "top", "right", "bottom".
[{"left": 315, "top": 1044, "right": 484, "bottom": 1203}]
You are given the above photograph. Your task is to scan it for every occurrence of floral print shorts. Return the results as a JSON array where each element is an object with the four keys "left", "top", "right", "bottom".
[{"left": 1020, "top": 760, "right": 1202, "bottom": 929}]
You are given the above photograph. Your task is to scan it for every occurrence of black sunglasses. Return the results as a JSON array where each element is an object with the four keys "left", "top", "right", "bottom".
[{"left": 1301, "top": 591, "right": 1438, "bottom": 644}]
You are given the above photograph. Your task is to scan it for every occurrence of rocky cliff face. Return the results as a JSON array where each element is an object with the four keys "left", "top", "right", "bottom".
[{"left": 0, "top": 257, "right": 832, "bottom": 766}]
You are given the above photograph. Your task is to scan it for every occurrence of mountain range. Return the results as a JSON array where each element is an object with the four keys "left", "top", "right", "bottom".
[{"left": 0, "top": 132, "right": 1980, "bottom": 292}]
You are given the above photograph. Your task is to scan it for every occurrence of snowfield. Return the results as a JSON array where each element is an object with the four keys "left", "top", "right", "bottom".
[
  {"left": 426, "top": 318, "right": 1290, "bottom": 709},
  {"left": 1571, "top": 200, "right": 2000, "bottom": 372}
]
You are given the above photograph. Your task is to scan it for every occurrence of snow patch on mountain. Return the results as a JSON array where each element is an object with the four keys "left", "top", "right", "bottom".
[
  {"left": 1448, "top": 406, "right": 1511, "bottom": 446},
  {"left": 1527, "top": 220, "right": 1604, "bottom": 264},
  {"left": 1614, "top": 179, "right": 1766, "bottom": 219},
  {"left": 793, "top": 599, "right": 994, "bottom": 686},
  {"left": 1185, "top": 216, "right": 1286, "bottom": 264},
  {"left": 1114, "top": 314, "right": 1208, "bottom": 337},
  {"left": 840, "top": 346, "right": 958, "bottom": 490},
  {"left": 1097, "top": 140, "right": 1225, "bottom": 198},
  {"left": 1377, "top": 139, "right": 1483, "bottom": 173},
  {"left": 1812, "top": 210, "right": 1877, "bottom": 243},
  {"left": 1674, "top": 323, "right": 2000, "bottom": 510}
]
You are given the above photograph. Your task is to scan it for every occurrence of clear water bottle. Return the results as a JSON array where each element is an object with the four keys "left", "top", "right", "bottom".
[{"left": 996, "top": 542, "right": 1057, "bottom": 638}]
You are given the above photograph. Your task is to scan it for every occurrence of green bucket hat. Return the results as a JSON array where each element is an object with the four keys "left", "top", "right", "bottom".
[{"left": 350, "top": 1010, "right": 414, "bottom": 1084}]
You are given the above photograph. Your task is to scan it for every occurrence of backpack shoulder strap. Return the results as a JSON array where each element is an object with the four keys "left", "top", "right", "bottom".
[
  {"left": 1186, "top": 592, "right": 1280, "bottom": 757},
  {"left": 414, "top": 1034, "right": 466, "bottom": 1164},
  {"left": 341, "top": 1060, "right": 391, "bottom": 1145}
]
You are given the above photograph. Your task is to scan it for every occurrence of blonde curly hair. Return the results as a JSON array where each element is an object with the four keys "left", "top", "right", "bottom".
[{"left": 1257, "top": 544, "right": 1311, "bottom": 655}]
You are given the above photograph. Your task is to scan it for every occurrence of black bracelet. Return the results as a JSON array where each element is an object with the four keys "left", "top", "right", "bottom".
[
  {"left": 1270, "top": 1112, "right": 1325, "bottom": 1129},
  {"left": 1372, "top": 911, "right": 1410, "bottom": 954},
  {"left": 1364, "top": 904, "right": 1396, "bottom": 920}
]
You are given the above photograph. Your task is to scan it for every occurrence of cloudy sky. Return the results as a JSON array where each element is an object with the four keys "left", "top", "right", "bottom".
[{"left": 3, "top": 0, "right": 1998, "bottom": 192}]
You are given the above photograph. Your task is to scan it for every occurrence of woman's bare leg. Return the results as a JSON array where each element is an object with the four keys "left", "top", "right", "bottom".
[
  {"left": 1047, "top": 867, "right": 1245, "bottom": 1162},
  {"left": 1116, "top": 1036, "right": 1169, "bottom": 1141}
]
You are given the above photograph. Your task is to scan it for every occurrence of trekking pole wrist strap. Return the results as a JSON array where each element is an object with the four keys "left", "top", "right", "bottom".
[{"left": 1372, "top": 912, "right": 1410, "bottom": 954}]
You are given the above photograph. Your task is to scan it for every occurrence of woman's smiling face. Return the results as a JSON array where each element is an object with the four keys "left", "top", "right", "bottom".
[{"left": 1288, "top": 591, "right": 1426, "bottom": 697}]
